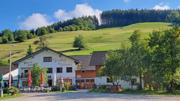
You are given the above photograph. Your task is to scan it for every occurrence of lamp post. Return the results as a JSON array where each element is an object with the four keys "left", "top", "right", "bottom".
[{"left": 0, "top": 74, "right": 3, "bottom": 97}]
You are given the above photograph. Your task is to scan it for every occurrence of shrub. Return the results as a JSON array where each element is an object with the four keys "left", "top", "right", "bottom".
[
  {"left": 69, "top": 85, "right": 77, "bottom": 90},
  {"left": 3, "top": 87, "right": 9, "bottom": 94},
  {"left": 51, "top": 86, "right": 65, "bottom": 92},
  {"left": 7, "top": 87, "right": 19, "bottom": 95},
  {"left": 0, "top": 37, "right": 2, "bottom": 43},
  {"left": 51, "top": 86, "right": 60, "bottom": 91},
  {"left": 43, "top": 88, "right": 51, "bottom": 93},
  {"left": 91, "top": 85, "right": 110, "bottom": 93}
]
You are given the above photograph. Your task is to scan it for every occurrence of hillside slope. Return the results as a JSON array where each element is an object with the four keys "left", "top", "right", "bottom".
[{"left": 0, "top": 22, "right": 171, "bottom": 64}]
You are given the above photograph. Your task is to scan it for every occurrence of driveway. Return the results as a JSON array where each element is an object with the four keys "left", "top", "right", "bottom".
[{"left": 3, "top": 91, "right": 180, "bottom": 101}]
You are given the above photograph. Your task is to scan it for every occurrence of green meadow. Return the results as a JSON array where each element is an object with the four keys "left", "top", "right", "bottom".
[{"left": 0, "top": 22, "right": 171, "bottom": 64}]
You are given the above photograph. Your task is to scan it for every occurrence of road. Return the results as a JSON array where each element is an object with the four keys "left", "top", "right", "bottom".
[{"left": 2, "top": 91, "right": 180, "bottom": 101}]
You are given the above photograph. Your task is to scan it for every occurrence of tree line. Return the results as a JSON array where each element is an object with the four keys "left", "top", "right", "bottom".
[
  {"left": 0, "top": 16, "right": 98, "bottom": 44},
  {"left": 101, "top": 9, "right": 180, "bottom": 27},
  {"left": 1, "top": 9, "right": 180, "bottom": 44},
  {"left": 104, "top": 27, "right": 180, "bottom": 93}
]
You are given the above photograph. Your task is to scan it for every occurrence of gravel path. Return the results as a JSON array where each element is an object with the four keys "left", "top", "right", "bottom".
[{"left": 2, "top": 92, "right": 180, "bottom": 101}]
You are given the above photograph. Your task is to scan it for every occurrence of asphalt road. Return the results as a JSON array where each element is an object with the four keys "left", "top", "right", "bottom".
[{"left": 3, "top": 91, "right": 180, "bottom": 101}]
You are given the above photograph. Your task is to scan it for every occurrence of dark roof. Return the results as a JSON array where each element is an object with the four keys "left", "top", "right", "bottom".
[
  {"left": 13, "top": 47, "right": 78, "bottom": 64},
  {"left": 71, "top": 55, "right": 95, "bottom": 70},
  {"left": 0, "top": 66, "right": 17, "bottom": 75},
  {"left": 90, "top": 51, "right": 107, "bottom": 66}
]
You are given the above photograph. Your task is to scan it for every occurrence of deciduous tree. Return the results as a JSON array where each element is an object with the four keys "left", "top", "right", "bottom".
[
  {"left": 31, "top": 64, "right": 47, "bottom": 86},
  {"left": 73, "top": 35, "right": 86, "bottom": 50}
]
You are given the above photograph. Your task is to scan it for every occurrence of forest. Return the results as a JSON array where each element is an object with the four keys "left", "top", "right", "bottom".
[{"left": 101, "top": 9, "right": 180, "bottom": 27}]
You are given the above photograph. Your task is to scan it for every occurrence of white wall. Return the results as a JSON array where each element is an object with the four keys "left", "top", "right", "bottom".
[
  {"left": 95, "top": 76, "right": 138, "bottom": 89},
  {"left": 95, "top": 76, "right": 107, "bottom": 85}
]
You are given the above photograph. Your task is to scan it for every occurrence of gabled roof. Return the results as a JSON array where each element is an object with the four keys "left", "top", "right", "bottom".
[
  {"left": 90, "top": 51, "right": 107, "bottom": 66},
  {"left": 71, "top": 55, "right": 95, "bottom": 70},
  {"left": 0, "top": 66, "right": 17, "bottom": 75},
  {"left": 13, "top": 47, "right": 78, "bottom": 64}
]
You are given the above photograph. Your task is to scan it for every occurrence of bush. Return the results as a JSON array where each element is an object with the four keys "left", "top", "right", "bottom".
[
  {"left": 7, "top": 87, "right": 19, "bottom": 95},
  {"left": 3, "top": 87, "right": 9, "bottom": 94},
  {"left": 51, "top": 86, "right": 65, "bottom": 92},
  {"left": 51, "top": 86, "right": 60, "bottom": 91},
  {"left": 68, "top": 85, "right": 77, "bottom": 90},
  {"left": 43, "top": 88, "right": 51, "bottom": 93},
  {"left": 0, "top": 37, "right": 2, "bottom": 43},
  {"left": 64, "top": 82, "right": 72, "bottom": 90},
  {"left": 90, "top": 85, "right": 110, "bottom": 93}
]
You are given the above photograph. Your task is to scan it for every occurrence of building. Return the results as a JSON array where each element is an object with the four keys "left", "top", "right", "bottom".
[
  {"left": 13, "top": 47, "right": 78, "bottom": 87},
  {"left": 72, "top": 51, "right": 107, "bottom": 89},
  {"left": 13, "top": 47, "right": 108, "bottom": 88},
  {"left": 3, "top": 47, "right": 138, "bottom": 89}
]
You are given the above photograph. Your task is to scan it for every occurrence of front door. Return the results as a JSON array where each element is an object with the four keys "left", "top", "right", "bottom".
[{"left": 48, "top": 79, "right": 52, "bottom": 87}]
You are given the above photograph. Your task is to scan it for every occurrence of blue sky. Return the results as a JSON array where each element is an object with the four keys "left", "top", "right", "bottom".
[{"left": 0, "top": 0, "right": 180, "bottom": 31}]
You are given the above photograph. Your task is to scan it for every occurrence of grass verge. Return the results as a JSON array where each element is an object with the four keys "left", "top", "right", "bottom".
[
  {"left": 118, "top": 89, "right": 180, "bottom": 95},
  {"left": 90, "top": 87, "right": 180, "bottom": 95},
  {"left": 0, "top": 93, "right": 22, "bottom": 100}
]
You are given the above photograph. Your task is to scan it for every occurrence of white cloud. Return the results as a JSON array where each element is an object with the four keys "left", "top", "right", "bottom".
[
  {"left": 20, "top": 13, "right": 51, "bottom": 30},
  {"left": 153, "top": 3, "right": 170, "bottom": 10},
  {"left": 123, "top": 0, "right": 130, "bottom": 3},
  {"left": 54, "top": 3, "right": 102, "bottom": 24}
]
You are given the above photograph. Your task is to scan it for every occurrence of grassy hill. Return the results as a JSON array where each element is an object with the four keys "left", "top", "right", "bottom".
[{"left": 0, "top": 22, "right": 171, "bottom": 64}]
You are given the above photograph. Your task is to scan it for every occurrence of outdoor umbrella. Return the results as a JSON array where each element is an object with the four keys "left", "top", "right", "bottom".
[
  {"left": 40, "top": 72, "right": 44, "bottom": 87},
  {"left": 27, "top": 69, "right": 32, "bottom": 87}
]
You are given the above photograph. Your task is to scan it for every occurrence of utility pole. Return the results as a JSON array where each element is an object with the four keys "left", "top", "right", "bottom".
[
  {"left": 0, "top": 74, "right": 3, "bottom": 97},
  {"left": 9, "top": 51, "right": 12, "bottom": 88},
  {"left": 0, "top": 45, "right": 16, "bottom": 88}
]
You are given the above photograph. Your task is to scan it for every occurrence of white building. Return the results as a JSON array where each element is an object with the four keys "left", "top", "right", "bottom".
[{"left": 13, "top": 47, "right": 78, "bottom": 87}]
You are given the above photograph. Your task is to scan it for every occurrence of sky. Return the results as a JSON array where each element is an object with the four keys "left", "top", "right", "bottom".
[{"left": 0, "top": 0, "right": 180, "bottom": 31}]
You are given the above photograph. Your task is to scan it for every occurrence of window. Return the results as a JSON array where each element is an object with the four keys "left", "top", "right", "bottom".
[
  {"left": 43, "top": 57, "right": 52, "bottom": 62},
  {"left": 57, "top": 67, "right": 62, "bottom": 73},
  {"left": 66, "top": 67, "right": 72, "bottom": 73},
  {"left": 23, "top": 70, "right": 28, "bottom": 78},
  {"left": 47, "top": 68, "right": 53, "bottom": 73},
  {"left": 107, "top": 77, "right": 113, "bottom": 83},
  {"left": 24, "top": 70, "right": 28, "bottom": 73}
]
